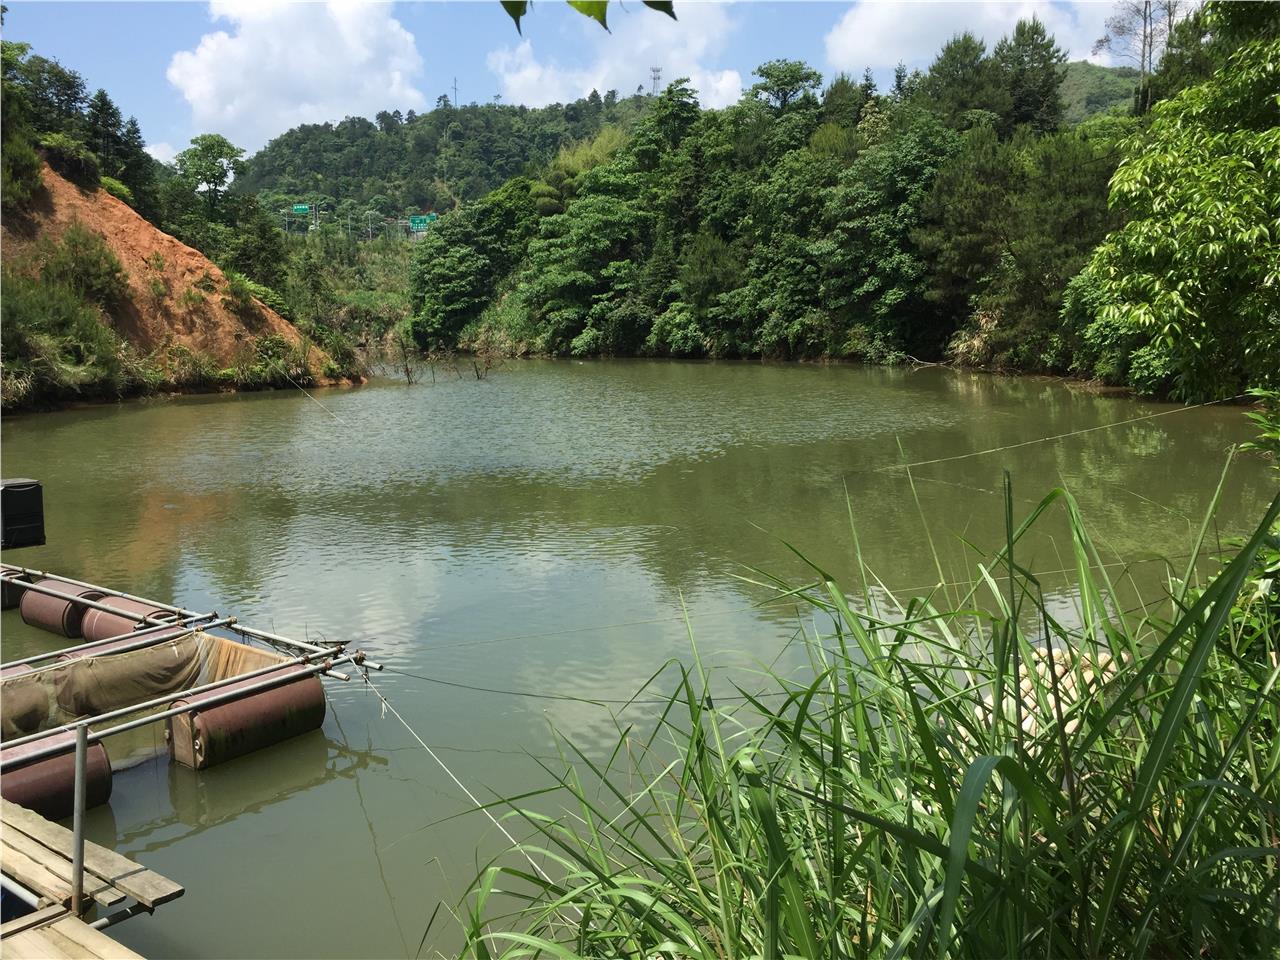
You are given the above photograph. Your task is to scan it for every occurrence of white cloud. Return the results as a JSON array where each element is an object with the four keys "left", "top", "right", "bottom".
[
  {"left": 824, "top": 1, "right": 1115, "bottom": 74},
  {"left": 486, "top": 3, "right": 743, "bottom": 109},
  {"left": 145, "top": 142, "right": 178, "bottom": 164},
  {"left": 167, "top": 1, "right": 426, "bottom": 151}
]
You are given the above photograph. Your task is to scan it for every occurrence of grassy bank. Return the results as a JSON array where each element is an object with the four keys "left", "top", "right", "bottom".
[{"left": 459, "top": 475, "right": 1280, "bottom": 958}]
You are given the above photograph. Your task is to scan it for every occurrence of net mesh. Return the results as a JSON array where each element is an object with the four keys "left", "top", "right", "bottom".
[{"left": 1, "top": 632, "right": 293, "bottom": 766}]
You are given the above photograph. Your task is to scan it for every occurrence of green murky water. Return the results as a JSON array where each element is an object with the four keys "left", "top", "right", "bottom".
[{"left": 1, "top": 361, "right": 1274, "bottom": 957}]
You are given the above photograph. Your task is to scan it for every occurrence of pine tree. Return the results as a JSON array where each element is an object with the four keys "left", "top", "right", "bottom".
[
  {"left": 119, "top": 116, "right": 157, "bottom": 214},
  {"left": 921, "top": 32, "right": 1011, "bottom": 129},
  {"left": 84, "top": 88, "right": 123, "bottom": 172},
  {"left": 993, "top": 17, "right": 1067, "bottom": 135}
]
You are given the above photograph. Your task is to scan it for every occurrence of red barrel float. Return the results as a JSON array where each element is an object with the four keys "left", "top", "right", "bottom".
[
  {"left": 168, "top": 666, "right": 325, "bottom": 770},
  {"left": 1, "top": 571, "right": 30, "bottom": 610},
  {"left": 81, "top": 598, "right": 183, "bottom": 643},
  {"left": 18, "top": 579, "right": 105, "bottom": 638},
  {"left": 0, "top": 731, "right": 112, "bottom": 820}
]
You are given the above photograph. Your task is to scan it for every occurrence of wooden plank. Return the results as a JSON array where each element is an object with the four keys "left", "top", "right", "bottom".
[
  {"left": 2, "top": 917, "right": 143, "bottom": 960},
  {"left": 0, "top": 841, "right": 71, "bottom": 906},
  {"left": 0, "top": 928, "right": 60, "bottom": 960},
  {"left": 3, "top": 830, "right": 126, "bottom": 908},
  {"left": 0, "top": 904, "right": 66, "bottom": 937},
  {"left": 49, "top": 916, "right": 145, "bottom": 959},
  {"left": 1, "top": 799, "right": 183, "bottom": 908}
]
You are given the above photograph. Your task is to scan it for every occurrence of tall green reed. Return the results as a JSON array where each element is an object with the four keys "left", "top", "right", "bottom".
[{"left": 459, "top": 483, "right": 1280, "bottom": 959}]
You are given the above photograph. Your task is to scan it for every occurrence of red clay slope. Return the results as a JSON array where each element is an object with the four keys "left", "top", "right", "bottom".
[{"left": 3, "top": 164, "right": 324, "bottom": 369}]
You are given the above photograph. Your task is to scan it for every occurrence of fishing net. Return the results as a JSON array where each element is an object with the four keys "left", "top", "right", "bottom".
[{"left": 0, "top": 632, "right": 293, "bottom": 767}]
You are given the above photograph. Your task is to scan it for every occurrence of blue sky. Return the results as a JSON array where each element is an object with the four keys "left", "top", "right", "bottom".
[{"left": 3, "top": 1, "right": 1118, "bottom": 160}]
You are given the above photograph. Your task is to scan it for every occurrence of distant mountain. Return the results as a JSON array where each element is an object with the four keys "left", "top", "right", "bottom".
[
  {"left": 237, "top": 93, "right": 651, "bottom": 215},
  {"left": 1061, "top": 61, "right": 1141, "bottom": 125}
]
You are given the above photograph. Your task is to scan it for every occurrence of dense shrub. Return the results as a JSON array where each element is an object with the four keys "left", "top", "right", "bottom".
[
  {"left": 0, "top": 131, "right": 44, "bottom": 212},
  {"left": 38, "top": 222, "right": 129, "bottom": 313},
  {"left": 98, "top": 175, "right": 134, "bottom": 206},
  {"left": 38, "top": 132, "right": 100, "bottom": 187},
  {"left": 1, "top": 267, "right": 137, "bottom": 406},
  {"left": 220, "top": 334, "right": 313, "bottom": 389}
]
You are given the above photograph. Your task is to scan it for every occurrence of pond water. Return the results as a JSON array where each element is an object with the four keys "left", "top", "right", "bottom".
[{"left": 1, "top": 360, "right": 1274, "bottom": 957}]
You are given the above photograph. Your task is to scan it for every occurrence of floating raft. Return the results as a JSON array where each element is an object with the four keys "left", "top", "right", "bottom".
[
  {"left": 0, "top": 565, "right": 379, "bottom": 817},
  {"left": 0, "top": 565, "right": 382, "bottom": 955}
]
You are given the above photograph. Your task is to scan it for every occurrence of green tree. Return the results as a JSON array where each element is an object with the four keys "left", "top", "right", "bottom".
[
  {"left": 816, "top": 107, "right": 961, "bottom": 361},
  {"left": 1076, "top": 2, "right": 1280, "bottom": 399},
  {"left": 749, "top": 59, "right": 823, "bottom": 113},
  {"left": 994, "top": 17, "right": 1067, "bottom": 135},
  {"left": 15, "top": 52, "right": 86, "bottom": 131},
  {"left": 175, "top": 133, "right": 246, "bottom": 217},
  {"left": 821, "top": 73, "right": 868, "bottom": 128},
  {"left": 920, "top": 32, "right": 1011, "bottom": 129},
  {"left": 84, "top": 88, "right": 123, "bottom": 173}
]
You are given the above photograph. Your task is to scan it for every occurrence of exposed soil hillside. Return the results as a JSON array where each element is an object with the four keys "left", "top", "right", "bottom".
[{"left": 3, "top": 164, "right": 323, "bottom": 369}]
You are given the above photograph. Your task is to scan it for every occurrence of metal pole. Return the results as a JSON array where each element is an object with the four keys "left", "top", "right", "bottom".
[
  {"left": 0, "top": 615, "right": 229, "bottom": 671},
  {"left": 71, "top": 723, "right": 87, "bottom": 916},
  {"left": 0, "top": 874, "right": 40, "bottom": 908},
  {"left": 2, "top": 578, "right": 193, "bottom": 628},
  {"left": 0, "top": 650, "right": 361, "bottom": 766},
  {"left": 0, "top": 563, "right": 204, "bottom": 619},
  {"left": 1, "top": 563, "right": 378, "bottom": 670},
  {"left": 1, "top": 644, "right": 347, "bottom": 755},
  {"left": 0, "top": 564, "right": 380, "bottom": 665},
  {"left": 232, "top": 622, "right": 382, "bottom": 669},
  {"left": 89, "top": 904, "right": 153, "bottom": 930}
]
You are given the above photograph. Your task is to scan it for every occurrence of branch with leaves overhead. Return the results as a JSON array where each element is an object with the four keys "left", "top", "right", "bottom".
[{"left": 500, "top": 0, "right": 675, "bottom": 32}]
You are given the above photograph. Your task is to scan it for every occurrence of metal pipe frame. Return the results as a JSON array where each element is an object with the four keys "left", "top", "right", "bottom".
[
  {"left": 3, "top": 578, "right": 191, "bottom": 629},
  {"left": 71, "top": 725, "right": 87, "bottom": 916},
  {"left": 230, "top": 622, "right": 383, "bottom": 670},
  {"left": 0, "top": 565, "right": 379, "bottom": 936},
  {"left": 1, "top": 563, "right": 384, "bottom": 670},
  {"left": 89, "top": 903, "right": 152, "bottom": 930},
  {"left": 1, "top": 563, "right": 203, "bottom": 619},
  {"left": 0, "top": 650, "right": 361, "bottom": 768},
  {"left": 0, "top": 874, "right": 40, "bottom": 909},
  {"left": 0, "top": 615, "right": 231, "bottom": 671}
]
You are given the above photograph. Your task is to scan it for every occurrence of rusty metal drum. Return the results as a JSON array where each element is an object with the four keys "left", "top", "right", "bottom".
[
  {"left": 1, "top": 571, "right": 30, "bottom": 610},
  {"left": 168, "top": 667, "right": 325, "bottom": 770},
  {"left": 0, "top": 731, "right": 113, "bottom": 820},
  {"left": 81, "top": 598, "right": 182, "bottom": 643},
  {"left": 18, "top": 579, "right": 105, "bottom": 638}
]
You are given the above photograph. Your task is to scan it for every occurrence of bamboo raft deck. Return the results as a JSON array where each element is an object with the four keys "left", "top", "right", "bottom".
[{"left": 0, "top": 798, "right": 183, "bottom": 958}]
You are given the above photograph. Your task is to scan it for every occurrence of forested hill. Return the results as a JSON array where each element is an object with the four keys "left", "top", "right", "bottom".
[
  {"left": 237, "top": 92, "right": 651, "bottom": 215},
  {"left": 239, "top": 65, "right": 1134, "bottom": 215},
  {"left": 406, "top": 3, "right": 1279, "bottom": 403},
  {"left": 1061, "top": 60, "right": 1141, "bottom": 123}
]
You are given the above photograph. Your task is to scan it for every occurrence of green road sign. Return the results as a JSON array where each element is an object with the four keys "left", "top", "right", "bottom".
[
  {"left": 292, "top": 204, "right": 310, "bottom": 214},
  {"left": 409, "top": 215, "right": 430, "bottom": 232}
]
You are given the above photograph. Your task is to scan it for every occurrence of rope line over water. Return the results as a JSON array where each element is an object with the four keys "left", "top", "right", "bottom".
[
  {"left": 353, "top": 663, "right": 560, "bottom": 890},
  {"left": 283, "top": 370, "right": 348, "bottom": 424},
  {"left": 878, "top": 394, "right": 1248, "bottom": 472},
  {"left": 380, "top": 665, "right": 792, "bottom": 707},
  {"left": 410, "top": 550, "right": 1201, "bottom": 657}
]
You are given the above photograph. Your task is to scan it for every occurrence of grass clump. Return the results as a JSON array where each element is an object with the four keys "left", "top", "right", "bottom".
[
  {"left": 459, "top": 482, "right": 1280, "bottom": 960},
  {"left": 219, "top": 333, "right": 313, "bottom": 390},
  {"left": 1, "top": 223, "right": 144, "bottom": 408}
]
